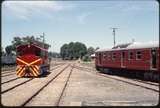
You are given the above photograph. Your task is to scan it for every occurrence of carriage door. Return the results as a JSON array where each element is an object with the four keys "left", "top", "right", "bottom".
[
  {"left": 121, "top": 51, "right": 125, "bottom": 68},
  {"left": 150, "top": 49, "right": 157, "bottom": 70},
  {"left": 99, "top": 53, "right": 102, "bottom": 65}
]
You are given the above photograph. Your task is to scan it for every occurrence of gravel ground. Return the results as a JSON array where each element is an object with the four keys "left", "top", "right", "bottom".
[
  {"left": 1, "top": 64, "right": 67, "bottom": 106},
  {"left": 1, "top": 61, "right": 159, "bottom": 106},
  {"left": 1, "top": 74, "right": 17, "bottom": 83},
  {"left": 1, "top": 66, "right": 16, "bottom": 71},
  {"left": 59, "top": 63, "right": 159, "bottom": 106},
  {"left": 26, "top": 66, "right": 72, "bottom": 106}
]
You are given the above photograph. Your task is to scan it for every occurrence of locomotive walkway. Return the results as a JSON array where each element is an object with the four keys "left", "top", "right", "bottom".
[{"left": 1, "top": 60, "right": 159, "bottom": 106}]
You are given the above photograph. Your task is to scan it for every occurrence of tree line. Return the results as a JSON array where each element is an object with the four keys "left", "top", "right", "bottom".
[
  {"left": 2, "top": 36, "right": 99, "bottom": 60},
  {"left": 60, "top": 42, "right": 98, "bottom": 60},
  {"left": 2, "top": 36, "right": 52, "bottom": 56}
]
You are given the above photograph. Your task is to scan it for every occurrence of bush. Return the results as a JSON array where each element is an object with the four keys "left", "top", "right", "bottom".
[{"left": 82, "top": 55, "right": 91, "bottom": 62}]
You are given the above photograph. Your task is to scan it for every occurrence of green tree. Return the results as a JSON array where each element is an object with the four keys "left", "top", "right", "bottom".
[
  {"left": 11, "top": 36, "right": 50, "bottom": 51},
  {"left": 22, "top": 36, "right": 35, "bottom": 44},
  {"left": 95, "top": 47, "right": 100, "bottom": 51},
  {"left": 60, "top": 44, "right": 69, "bottom": 60},
  {"left": 1, "top": 47, "right": 5, "bottom": 56},
  {"left": 87, "top": 47, "right": 95, "bottom": 56},
  {"left": 77, "top": 42, "right": 87, "bottom": 59},
  {"left": 11, "top": 37, "right": 23, "bottom": 51},
  {"left": 68, "top": 42, "right": 74, "bottom": 59},
  {"left": 5, "top": 45, "right": 13, "bottom": 55},
  {"left": 60, "top": 42, "right": 87, "bottom": 60}
]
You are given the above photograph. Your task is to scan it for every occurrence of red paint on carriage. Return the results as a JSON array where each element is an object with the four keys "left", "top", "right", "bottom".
[{"left": 95, "top": 41, "right": 159, "bottom": 81}]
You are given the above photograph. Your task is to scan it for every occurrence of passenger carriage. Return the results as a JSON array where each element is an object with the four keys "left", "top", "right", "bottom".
[{"left": 95, "top": 41, "right": 159, "bottom": 81}]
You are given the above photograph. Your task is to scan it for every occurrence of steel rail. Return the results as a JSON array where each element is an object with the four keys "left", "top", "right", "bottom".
[
  {"left": 1, "top": 70, "right": 16, "bottom": 74},
  {"left": 1, "top": 73, "right": 15, "bottom": 77},
  {"left": 74, "top": 65, "right": 159, "bottom": 86},
  {"left": 56, "top": 64, "right": 74, "bottom": 106},
  {"left": 74, "top": 65, "right": 159, "bottom": 93},
  {"left": 1, "top": 63, "right": 65, "bottom": 85},
  {"left": 98, "top": 73, "right": 159, "bottom": 93},
  {"left": 1, "top": 77, "right": 20, "bottom": 85},
  {"left": 21, "top": 64, "right": 70, "bottom": 106},
  {"left": 1, "top": 78, "right": 34, "bottom": 94}
]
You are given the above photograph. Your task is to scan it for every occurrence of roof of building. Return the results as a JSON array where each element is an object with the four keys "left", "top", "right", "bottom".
[
  {"left": 112, "top": 42, "right": 132, "bottom": 49},
  {"left": 16, "top": 43, "right": 48, "bottom": 53},
  {"left": 91, "top": 53, "right": 95, "bottom": 57},
  {"left": 96, "top": 41, "right": 159, "bottom": 52}
]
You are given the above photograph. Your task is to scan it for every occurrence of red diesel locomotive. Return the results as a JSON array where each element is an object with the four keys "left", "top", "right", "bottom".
[
  {"left": 16, "top": 42, "right": 50, "bottom": 77},
  {"left": 95, "top": 41, "right": 159, "bottom": 81}
]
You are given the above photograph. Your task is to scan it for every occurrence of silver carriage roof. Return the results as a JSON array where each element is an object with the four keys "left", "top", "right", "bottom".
[{"left": 95, "top": 41, "right": 159, "bottom": 52}]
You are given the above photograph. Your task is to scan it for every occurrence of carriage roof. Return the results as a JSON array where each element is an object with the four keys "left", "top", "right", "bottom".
[
  {"left": 16, "top": 43, "right": 49, "bottom": 52},
  {"left": 95, "top": 41, "right": 159, "bottom": 52}
]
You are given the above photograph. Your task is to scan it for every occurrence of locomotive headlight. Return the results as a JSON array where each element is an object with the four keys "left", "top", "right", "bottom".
[{"left": 25, "top": 66, "right": 30, "bottom": 73}]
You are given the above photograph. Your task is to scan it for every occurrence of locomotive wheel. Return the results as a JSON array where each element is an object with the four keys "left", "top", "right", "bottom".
[
  {"left": 40, "top": 67, "right": 43, "bottom": 75},
  {"left": 96, "top": 66, "right": 100, "bottom": 71},
  {"left": 153, "top": 73, "right": 159, "bottom": 82}
]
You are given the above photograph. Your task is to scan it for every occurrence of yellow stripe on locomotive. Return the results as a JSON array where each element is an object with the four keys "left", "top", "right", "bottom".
[
  {"left": 16, "top": 65, "right": 41, "bottom": 77},
  {"left": 16, "top": 43, "right": 50, "bottom": 77}
]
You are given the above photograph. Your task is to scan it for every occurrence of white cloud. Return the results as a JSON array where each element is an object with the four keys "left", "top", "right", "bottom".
[
  {"left": 77, "top": 12, "right": 91, "bottom": 24},
  {"left": 101, "top": 1, "right": 158, "bottom": 13},
  {"left": 116, "top": 1, "right": 158, "bottom": 12},
  {"left": 2, "top": 1, "right": 74, "bottom": 20}
]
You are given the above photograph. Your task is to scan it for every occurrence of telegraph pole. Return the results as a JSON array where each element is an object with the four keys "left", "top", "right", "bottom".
[
  {"left": 40, "top": 32, "right": 45, "bottom": 48},
  {"left": 110, "top": 27, "right": 118, "bottom": 47},
  {"left": 40, "top": 32, "right": 45, "bottom": 56}
]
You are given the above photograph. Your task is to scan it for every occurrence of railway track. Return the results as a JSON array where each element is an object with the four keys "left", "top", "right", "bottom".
[
  {"left": 72, "top": 65, "right": 159, "bottom": 88},
  {"left": 1, "top": 70, "right": 16, "bottom": 74},
  {"left": 74, "top": 64, "right": 159, "bottom": 93},
  {"left": 1, "top": 63, "right": 63, "bottom": 75},
  {"left": 1, "top": 66, "right": 59, "bottom": 85},
  {"left": 56, "top": 64, "right": 74, "bottom": 106},
  {"left": 1, "top": 66, "right": 16, "bottom": 72},
  {"left": 1, "top": 78, "right": 34, "bottom": 94},
  {"left": 1, "top": 63, "right": 74, "bottom": 106},
  {"left": 21, "top": 64, "right": 71, "bottom": 106},
  {"left": 74, "top": 64, "right": 159, "bottom": 86},
  {"left": 2, "top": 62, "right": 158, "bottom": 106},
  {"left": 98, "top": 73, "right": 159, "bottom": 92},
  {"left": 1, "top": 77, "right": 20, "bottom": 85},
  {"left": 1, "top": 63, "right": 63, "bottom": 83},
  {"left": 1, "top": 73, "right": 15, "bottom": 77},
  {"left": 1, "top": 63, "right": 65, "bottom": 92}
]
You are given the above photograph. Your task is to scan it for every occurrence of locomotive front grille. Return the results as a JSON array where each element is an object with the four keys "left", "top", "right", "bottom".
[
  {"left": 16, "top": 65, "right": 40, "bottom": 77},
  {"left": 16, "top": 58, "right": 41, "bottom": 77}
]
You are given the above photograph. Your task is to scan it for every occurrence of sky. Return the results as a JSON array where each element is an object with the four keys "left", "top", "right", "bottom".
[{"left": 2, "top": 0, "right": 159, "bottom": 53}]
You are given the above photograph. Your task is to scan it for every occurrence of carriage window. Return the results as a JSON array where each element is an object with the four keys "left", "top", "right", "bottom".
[
  {"left": 103, "top": 52, "right": 105, "bottom": 59},
  {"left": 136, "top": 51, "right": 142, "bottom": 60},
  {"left": 112, "top": 52, "right": 116, "bottom": 60},
  {"left": 107, "top": 53, "right": 111, "bottom": 60},
  {"left": 106, "top": 52, "right": 108, "bottom": 59},
  {"left": 103, "top": 52, "right": 107, "bottom": 59},
  {"left": 108, "top": 52, "right": 111, "bottom": 60},
  {"left": 122, "top": 52, "right": 125, "bottom": 58},
  {"left": 129, "top": 51, "right": 134, "bottom": 60}
]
